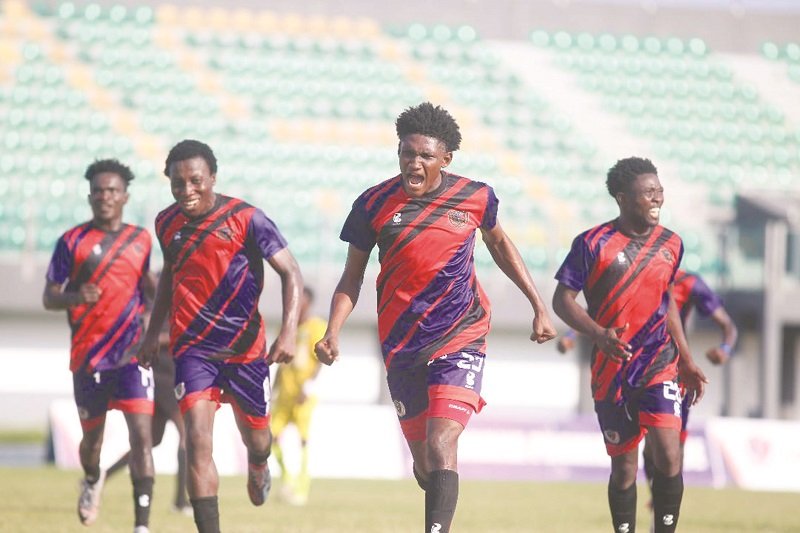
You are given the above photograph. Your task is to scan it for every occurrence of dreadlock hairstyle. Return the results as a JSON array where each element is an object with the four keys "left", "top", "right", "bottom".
[
  {"left": 84, "top": 159, "right": 135, "bottom": 188},
  {"left": 606, "top": 157, "right": 658, "bottom": 197},
  {"left": 163, "top": 139, "right": 218, "bottom": 176},
  {"left": 395, "top": 102, "right": 462, "bottom": 152}
]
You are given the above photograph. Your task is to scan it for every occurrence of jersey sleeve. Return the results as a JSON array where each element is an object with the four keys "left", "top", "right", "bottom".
[
  {"left": 480, "top": 185, "right": 499, "bottom": 230},
  {"left": 249, "top": 208, "right": 288, "bottom": 261},
  {"left": 690, "top": 275, "right": 723, "bottom": 317},
  {"left": 670, "top": 241, "right": 684, "bottom": 284},
  {"left": 340, "top": 195, "right": 376, "bottom": 252},
  {"left": 554, "top": 233, "right": 593, "bottom": 292},
  {"left": 45, "top": 235, "right": 72, "bottom": 285}
]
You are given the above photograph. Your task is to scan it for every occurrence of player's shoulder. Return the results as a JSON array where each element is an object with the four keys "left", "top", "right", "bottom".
[
  {"left": 447, "top": 172, "right": 490, "bottom": 189},
  {"left": 155, "top": 202, "right": 181, "bottom": 223},
  {"left": 61, "top": 221, "right": 92, "bottom": 239},
  {"left": 656, "top": 224, "right": 683, "bottom": 246},
  {"left": 578, "top": 220, "right": 616, "bottom": 243},
  {"left": 357, "top": 175, "right": 402, "bottom": 203}
]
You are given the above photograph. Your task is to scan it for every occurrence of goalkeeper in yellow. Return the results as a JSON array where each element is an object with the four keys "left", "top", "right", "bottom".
[{"left": 271, "top": 287, "right": 326, "bottom": 505}]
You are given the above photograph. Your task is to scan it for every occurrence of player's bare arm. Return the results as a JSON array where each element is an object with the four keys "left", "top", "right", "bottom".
[
  {"left": 141, "top": 270, "right": 158, "bottom": 302},
  {"left": 315, "top": 244, "right": 370, "bottom": 365},
  {"left": 42, "top": 281, "right": 101, "bottom": 310},
  {"left": 666, "top": 285, "right": 708, "bottom": 404},
  {"left": 552, "top": 283, "right": 632, "bottom": 361},
  {"left": 480, "top": 221, "right": 556, "bottom": 343},
  {"left": 138, "top": 264, "right": 173, "bottom": 369},
  {"left": 706, "top": 306, "right": 738, "bottom": 365},
  {"left": 266, "top": 247, "right": 303, "bottom": 364}
]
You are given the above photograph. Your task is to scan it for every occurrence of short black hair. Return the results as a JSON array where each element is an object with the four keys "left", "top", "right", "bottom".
[
  {"left": 395, "top": 102, "right": 461, "bottom": 152},
  {"left": 84, "top": 158, "right": 135, "bottom": 188},
  {"left": 606, "top": 157, "right": 658, "bottom": 197},
  {"left": 164, "top": 139, "right": 217, "bottom": 176}
]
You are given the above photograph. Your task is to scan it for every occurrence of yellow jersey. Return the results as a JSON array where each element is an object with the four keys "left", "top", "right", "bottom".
[{"left": 274, "top": 316, "right": 327, "bottom": 399}]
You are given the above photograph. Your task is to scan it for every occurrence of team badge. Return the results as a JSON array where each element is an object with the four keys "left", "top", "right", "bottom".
[
  {"left": 392, "top": 213, "right": 402, "bottom": 225},
  {"left": 174, "top": 382, "right": 186, "bottom": 400},
  {"left": 92, "top": 244, "right": 102, "bottom": 255},
  {"left": 393, "top": 400, "right": 406, "bottom": 417},
  {"left": 603, "top": 429, "right": 621, "bottom": 444},
  {"left": 447, "top": 209, "right": 468, "bottom": 228},
  {"left": 215, "top": 227, "right": 233, "bottom": 241},
  {"left": 661, "top": 248, "right": 673, "bottom": 262}
]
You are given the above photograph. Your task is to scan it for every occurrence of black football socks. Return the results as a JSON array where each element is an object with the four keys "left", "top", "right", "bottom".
[
  {"left": 608, "top": 478, "right": 637, "bottom": 533},
  {"left": 425, "top": 469, "right": 458, "bottom": 533},
  {"left": 132, "top": 476, "right": 153, "bottom": 527},
  {"left": 652, "top": 470, "right": 683, "bottom": 533},
  {"left": 191, "top": 496, "right": 220, "bottom": 533}
]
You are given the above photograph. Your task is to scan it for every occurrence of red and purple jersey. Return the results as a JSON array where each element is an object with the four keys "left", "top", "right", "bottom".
[
  {"left": 672, "top": 269, "right": 722, "bottom": 326},
  {"left": 340, "top": 172, "right": 498, "bottom": 370},
  {"left": 155, "top": 195, "right": 287, "bottom": 363},
  {"left": 46, "top": 222, "right": 151, "bottom": 373},
  {"left": 555, "top": 221, "right": 684, "bottom": 402}
]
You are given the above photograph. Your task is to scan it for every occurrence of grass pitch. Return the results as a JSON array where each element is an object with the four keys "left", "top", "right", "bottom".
[{"left": 1, "top": 466, "right": 797, "bottom": 532}]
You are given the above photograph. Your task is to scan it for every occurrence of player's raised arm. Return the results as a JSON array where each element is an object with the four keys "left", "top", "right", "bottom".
[
  {"left": 480, "top": 220, "right": 556, "bottom": 343},
  {"left": 315, "top": 244, "right": 370, "bottom": 365},
  {"left": 266, "top": 247, "right": 303, "bottom": 365},
  {"left": 138, "top": 264, "right": 172, "bottom": 369}
]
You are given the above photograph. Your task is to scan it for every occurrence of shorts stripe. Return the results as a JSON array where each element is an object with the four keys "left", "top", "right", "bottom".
[{"left": 109, "top": 398, "right": 154, "bottom": 415}]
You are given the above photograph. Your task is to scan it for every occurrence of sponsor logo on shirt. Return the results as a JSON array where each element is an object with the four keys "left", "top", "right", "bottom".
[{"left": 392, "top": 212, "right": 402, "bottom": 225}]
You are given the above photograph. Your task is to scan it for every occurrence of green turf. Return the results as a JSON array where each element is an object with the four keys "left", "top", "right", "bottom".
[
  {"left": 0, "top": 430, "right": 46, "bottom": 444},
  {"left": 0, "top": 467, "right": 798, "bottom": 532}
]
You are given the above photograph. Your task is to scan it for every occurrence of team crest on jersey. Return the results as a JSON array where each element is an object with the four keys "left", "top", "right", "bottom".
[
  {"left": 661, "top": 248, "right": 673, "bottom": 263},
  {"left": 174, "top": 382, "right": 186, "bottom": 400},
  {"left": 447, "top": 209, "right": 468, "bottom": 228},
  {"left": 392, "top": 212, "right": 402, "bottom": 225},
  {"left": 215, "top": 227, "right": 234, "bottom": 241},
  {"left": 603, "top": 429, "right": 621, "bottom": 444},
  {"left": 393, "top": 400, "right": 406, "bottom": 417}
]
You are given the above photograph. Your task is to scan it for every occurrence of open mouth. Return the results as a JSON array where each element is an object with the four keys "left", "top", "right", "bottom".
[
  {"left": 648, "top": 207, "right": 660, "bottom": 219},
  {"left": 181, "top": 198, "right": 200, "bottom": 210}
]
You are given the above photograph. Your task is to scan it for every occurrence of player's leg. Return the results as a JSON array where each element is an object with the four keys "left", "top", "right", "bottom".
[
  {"left": 609, "top": 449, "right": 639, "bottom": 533},
  {"left": 223, "top": 358, "right": 272, "bottom": 506},
  {"left": 125, "top": 411, "right": 155, "bottom": 532},
  {"left": 269, "top": 399, "right": 291, "bottom": 489},
  {"left": 175, "top": 355, "right": 223, "bottom": 533},
  {"left": 113, "top": 363, "right": 156, "bottom": 532},
  {"left": 169, "top": 406, "right": 191, "bottom": 512},
  {"left": 645, "top": 427, "right": 683, "bottom": 533},
  {"left": 422, "top": 351, "right": 487, "bottom": 533},
  {"left": 595, "top": 398, "right": 646, "bottom": 533},
  {"left": 387, "top": 362, "right": 429, "bottom": 490},
  {"left": 73, "top": 369, "right": 111, "bottom": 526},
  {"left": 105, "top": 450, "right": 131, "bottom": 479},
  {"left": 640, "top": 380, "right": 684, "bottom": 533},
  {"left": 293, "top": 397, "right": 318, "bottom": 504}
]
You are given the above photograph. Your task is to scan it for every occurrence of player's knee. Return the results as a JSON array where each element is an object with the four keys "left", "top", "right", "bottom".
[{"left": 425, "top": 433, "right": 458, "bottom": 470}]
